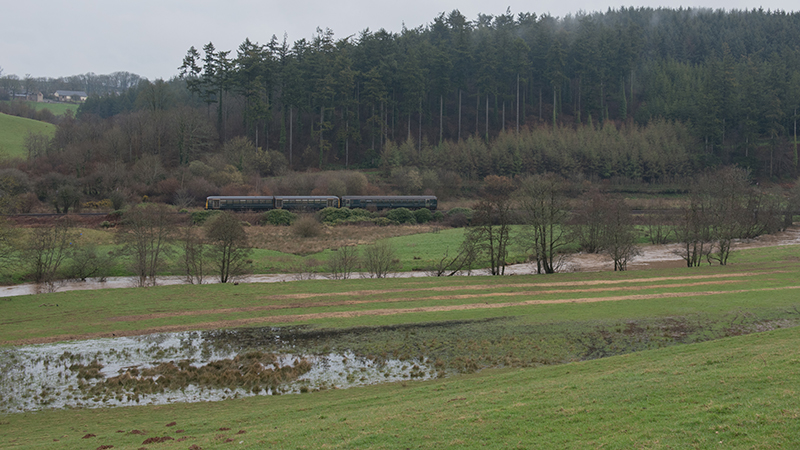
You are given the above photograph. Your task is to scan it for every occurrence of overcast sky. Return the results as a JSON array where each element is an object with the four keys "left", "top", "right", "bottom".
[{"left": 2, "top": 1, "right": 797, "bottom": 81}]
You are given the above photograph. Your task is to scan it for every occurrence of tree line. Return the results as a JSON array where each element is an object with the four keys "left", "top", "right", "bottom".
[
  {"left": 164, "top": 7, "right": 800, "bottom": 177},
  {"left": 0, "top": 68, "right": 143, "bottom": 99},
  {"left": 449, "top": 166, "right": 788, "bottom": 275}
]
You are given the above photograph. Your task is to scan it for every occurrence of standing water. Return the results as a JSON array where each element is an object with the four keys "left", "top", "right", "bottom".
[{"left": 0, "top": 329, "right": 436, "bottom": 413}]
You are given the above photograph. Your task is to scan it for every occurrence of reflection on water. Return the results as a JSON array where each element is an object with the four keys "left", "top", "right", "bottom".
[{"left": 0, "top": 329, "right": 435, "bottom": 413}]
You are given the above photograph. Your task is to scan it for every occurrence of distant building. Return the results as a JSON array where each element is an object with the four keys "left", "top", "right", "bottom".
[
  {"left": 11, "top": 92, "right": 43, "bottom": 102},
  {"left": 54, "top": 90, "right": 87, "bottom": 102}
]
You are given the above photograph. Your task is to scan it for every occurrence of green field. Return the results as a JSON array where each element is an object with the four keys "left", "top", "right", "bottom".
[
  {"left": 1, "top": 326, "right": 797, "bottom": 448},
  {"left": 3, "top": 243, "right": 799, "bottom": 345},
  {"left": 0, "top": 113, "right": 55, "bottom": 159},
  {"left": 1, "top": 245, "right": 799, "bottom": 448},
  {"left": 0, "top": 100, "right": 76, "bottom": 116}
]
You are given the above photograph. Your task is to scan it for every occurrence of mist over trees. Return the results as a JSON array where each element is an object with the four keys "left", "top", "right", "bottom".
[
  {"left": 2, "top": 7, "right": 800, "bottom": 212},
  {"left": 167, "top": 7, "right": 800, "bottom": 178}
]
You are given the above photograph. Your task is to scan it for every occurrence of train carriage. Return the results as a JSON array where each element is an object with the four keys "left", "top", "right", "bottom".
[
  {"left": 341, "top": 195, "right": 437, "bottom": 211},
  {"left": 274, "top": 196, "right": 339, "bottom": 211},
  {"left": 205, "top": 196, "right": 274, "bottom": 211}
]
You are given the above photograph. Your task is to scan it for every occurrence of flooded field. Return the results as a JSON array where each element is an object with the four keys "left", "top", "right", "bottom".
[
  {"left": 4, "top": 227, "right": 800, "bottom": 298},
  {"left": 0, "top": 328, "right": 435, "bottom": 414}
]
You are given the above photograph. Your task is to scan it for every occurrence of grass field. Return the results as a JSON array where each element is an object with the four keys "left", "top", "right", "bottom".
[
  {"left": 1, "top": 245, "right": 799, "bottom": 448},
  {"left": 0, "top": 100, "right": 76, "bottom": 116},
  {"left": 0, "top": 113, "right": 55, "bottom": 159},
  {"left": 3, "top": 243, "right": 799, "bottom": 345},
  {"left": 0, "top": 327, "right": 797, "bottom": 448}
]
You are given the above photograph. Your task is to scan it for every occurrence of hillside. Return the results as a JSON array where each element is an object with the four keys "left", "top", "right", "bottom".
[{"left": 0, "top": 112, "right": 55, "bottom": 160}]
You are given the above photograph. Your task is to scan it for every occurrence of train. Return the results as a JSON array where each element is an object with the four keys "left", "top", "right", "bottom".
[{"left": 205, "top": 195, "right": 438, "bottom": 212}]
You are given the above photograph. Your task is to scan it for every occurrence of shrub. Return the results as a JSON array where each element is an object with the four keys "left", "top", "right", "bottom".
[
  {"left": 386, "top": 208, "right": 416, "bottom": 224},
  {"left": 433, "top": 211, "right": 445, "bottom": 222},
  {"left": 373, "top": 217, "right": 393, "bottom": 226},
  {"left": 446, "top": 213, "right": 470, "bottom": 228},
  {"left": 413, "top": 208, "right": 433, "bottom": 224},
  {"left": 191, "top": 210, "right": 221, "bottom": 225},
  {"left": 350, "top": 208, "right": 373, "bottom": 218},
  {"left": 292, "top": 215, "right": 322, "bottom": 238},
  {"left": 446, "top": 207, "right": 473, "bottom": 228},
  {"left": 108, "top": 191, "right": 126, "bottom": 210},
  {"left": 319, "top": 207, "right": 351, "bottom": 224},
  {"left": 446, "top": 207, "right": 474, "bottom": 220},
  {"left": 105, "top": 210, "right": 124, "bottom": 223},
  {"left": 261, "top": 209, "right": 297, "bottom": 226},
  {"left": 82, "top": 199, "right": 114, "bottom": 210}
]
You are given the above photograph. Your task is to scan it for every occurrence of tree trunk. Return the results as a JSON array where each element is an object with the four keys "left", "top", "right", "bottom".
[
  {"left": 485, "top": 94, "right": 489, "bottom": 140},
  {"left": 458, "top": 89, "right": 462, "bottom": 141},
  {"left": 516, "top": 74, "right": 520, "bottom": 134},
  {"left": 439, "top": 95, "right": 443, "bottom": 144}
]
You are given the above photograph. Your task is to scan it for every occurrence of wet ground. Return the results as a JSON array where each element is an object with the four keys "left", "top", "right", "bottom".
[
  {"left": 0, "top": 328, "right": 435, "bottom": 413},
  {"left": 3, "top": 227, "right": 799, "bottom": 297},
  {"left": 3, "top": 228, "right": 798, "bottom": 413}
]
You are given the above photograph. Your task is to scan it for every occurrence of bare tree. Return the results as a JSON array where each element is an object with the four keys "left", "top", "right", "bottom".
[
  {"left": 179, "top": 225, "right": 206, "bottom": 284},
  {"left": 677, "top": 167, "right": 779, "bottom": 267},
  {"left": 361, "top": 240, "right": 399, "bottom": 278},
  {"left": 427, "top": 242, "right": 478, "bottom": 277},
  {"left": 706, "top": 167, "right": 749, "bottom": 265},
  {"left": 328, "top": 245, "right": 359, "bottom": 280},
  {"left": 66, "top": 243, "right": 112, "bottom": 281},
  {"left": 518, "top": 174, "right": 571, "bottom": 274},
  {"left": 675, "top": 198, "right": 713, "bottom": 267},
  {"left": 600, "top": 196, "right": 640, "bottom": 271},
  {"left": 25, "top": 218, "right": 75, "bottom": 289},
  {"left": 643, "top": 198, "right": 675, "bottom": 245},
  {"left": 571, "top": 188, "right": 607, "bottom": 253},
  {"left": 120, "top": 203, "right": 174, "bottom": 286},
  {"left": 205, "top": 211, "right": 251, "bottom": 283},
  {"left": 464, "top": 175, "right": 516, "bottom": 275}
]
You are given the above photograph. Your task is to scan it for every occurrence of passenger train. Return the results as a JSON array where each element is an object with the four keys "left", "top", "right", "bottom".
[{"left": 205, "top": 195, "right": 437, "bottom": 212}]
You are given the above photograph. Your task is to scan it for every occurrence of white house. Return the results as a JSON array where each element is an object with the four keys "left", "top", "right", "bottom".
[{"left": 54, "top": 90, "right": 88, "bottom": 102}]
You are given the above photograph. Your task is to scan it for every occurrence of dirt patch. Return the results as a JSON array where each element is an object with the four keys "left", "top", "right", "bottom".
[{"left": 142, "top": 436, "right": 174, "bottom": 444}]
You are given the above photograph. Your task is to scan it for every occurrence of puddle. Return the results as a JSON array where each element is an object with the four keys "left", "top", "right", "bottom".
[{"left": 0, "top": 329, "right": 435, "bottom": 413}]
